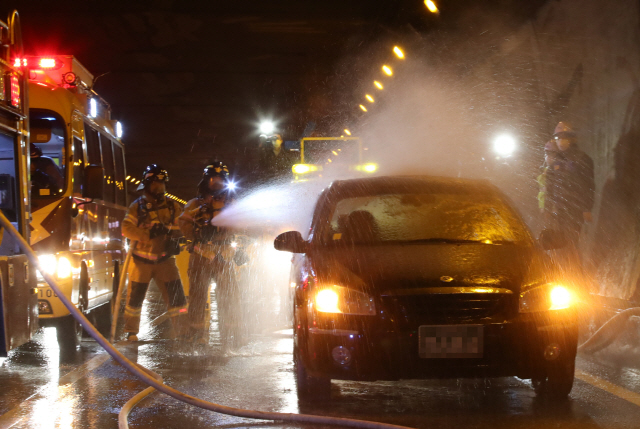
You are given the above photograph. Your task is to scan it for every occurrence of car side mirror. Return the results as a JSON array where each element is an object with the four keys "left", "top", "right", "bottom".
[
  {"left": 539, "top": 228, "right": 568, "bottom": 251},
  {"left": 274, "top": 231, "right": 307, "bottom": 253},
  {"left": 83, "top": 164, "right": 104, "bottom": 200}
]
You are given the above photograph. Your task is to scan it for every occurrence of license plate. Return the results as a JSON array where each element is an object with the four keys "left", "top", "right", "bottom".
[{"left": 419, "top": 325, "right": 483, "bottom": 358}]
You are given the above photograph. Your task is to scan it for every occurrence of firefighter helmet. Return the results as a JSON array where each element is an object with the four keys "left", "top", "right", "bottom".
[
  {"left": 553, "top": 121, "right": 577, "bottom": 139},
  {"left": 137, "top": 164, "right": 169, "bottom": 191},
  {"left": 198, "top": 162, "right": 230, "bottom": 196},
  {"left": 202, "top": 162, "right": 229, "bottom": 179},
  {"left": 30, "top": 143, "right": 43, "bottom": 158}
]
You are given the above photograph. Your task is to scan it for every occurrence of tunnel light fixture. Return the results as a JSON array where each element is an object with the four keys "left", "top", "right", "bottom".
[
  {"left": 382, "top": 65, "right": 393, "bottom": 76},
  {"left": 344, "top": 129, "right": 351, "bottom": 136},
  {"left": 365, "top": 94, "right": 374, "bottom": 103},
  {"left": 393, "top": 46, "right": 405, "bottom": 59},
  {"left": 374, "top": 80, "right": 383, "bottom": 90},
  {"left": 425, "top": 0, "right": 439, "bottom": 14},
  {"left": 359, "top": 104, "right": 367, "bottom": 112}
]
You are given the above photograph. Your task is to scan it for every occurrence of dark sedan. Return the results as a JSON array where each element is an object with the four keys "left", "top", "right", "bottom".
[{"left": 274, "top": 176, "right": 578, "bottom": 400}]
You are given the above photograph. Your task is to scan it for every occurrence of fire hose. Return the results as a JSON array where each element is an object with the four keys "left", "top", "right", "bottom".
[{"left": 0, "top": 211, "right": 414, "bottom": 429}]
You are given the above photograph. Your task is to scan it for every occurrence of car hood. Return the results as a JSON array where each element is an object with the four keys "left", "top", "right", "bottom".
[{"left": 310, "top": 243, "right": 547, "bottom": 294}]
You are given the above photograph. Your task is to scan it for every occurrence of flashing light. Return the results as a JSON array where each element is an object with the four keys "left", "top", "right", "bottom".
[
  {"left": 259, "top": 121, "right": 275, "bottom": 134},
  {"left": 116, "top": 121, "right": 123, "bottom": 138},
  {"left": 9, "top": 74, "right": 20, "bottom": 107},
  {"left": 393, "top": 46, "right": 405, "bottom": 59},
  {"left": 359, "top": 104, "right": 368, "bottom": 112},
  {"left": 356, "top": 163, "right": 378, "bottom": 173},
  {"left": 493, "top": 134, "right": 517, "bottom": 157},
  {"left": 316, "top": 289, "right": 341, "bottom": 313},
  {"left": 382, "top": 65, "right": 393, "bottom": 76},
  {"left": 292, "top": 164, "right": 320, "bottom": 175},
  {"left": 89, "top": 98, "right": 98, "bottom": 118},
  {"left": 37, "top": 254, "right": 72, "bottom": 279},
  {"left": 365, "top": 94, "right": 375, "bottom": 103},
  {"left": 425, "top": 0, "right": 439, "bottom": 13},
  {"left": 550, "top": 286, "right": 572, "bottom": 310},
  {"left": 344, "top": 129, "right": 351, "bottom": 136},
  {"left": 227, "top": 181, "right": 237, "bottom": 191},
  {"left": 374, "top": 80, "right": 383, "bottom": 90},
  {"left": 39, "top": 58, "right": 57, "bottom": 69}
]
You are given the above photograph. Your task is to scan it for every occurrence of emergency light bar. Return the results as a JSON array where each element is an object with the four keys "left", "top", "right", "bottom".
[{"left": 20, "top": 55, "right": 94, "bottom": 88}]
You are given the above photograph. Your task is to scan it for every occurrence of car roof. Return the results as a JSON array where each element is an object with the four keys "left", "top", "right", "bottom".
[{"left": 325, "top": 175, "right": 499, "bottom": 196}]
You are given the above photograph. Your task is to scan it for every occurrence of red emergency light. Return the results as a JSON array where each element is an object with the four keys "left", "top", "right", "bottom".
[
  {"left": 37, "top": 57, "right": 62, "bottom": 70},
  {"left": 12, "top": 58, "right": 28, "bottom": 68},
  {"left": 9, "top": 74, "right": 20, "bottom": 107}
]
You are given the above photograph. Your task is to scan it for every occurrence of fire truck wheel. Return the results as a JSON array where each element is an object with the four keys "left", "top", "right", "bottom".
[{"left": 56, "top": 314, "right": 84, "bottom": 351}]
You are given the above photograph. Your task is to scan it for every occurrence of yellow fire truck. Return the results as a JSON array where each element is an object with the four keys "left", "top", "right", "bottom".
[
  {"left": 21, "top": 53, "right": 128, "bottom": 350},
  {"left": 0, "top": 11, "right": 38, "bottom": 356},
  {"left": 290, "top": 137, "right": 377, "bottom": 181}
]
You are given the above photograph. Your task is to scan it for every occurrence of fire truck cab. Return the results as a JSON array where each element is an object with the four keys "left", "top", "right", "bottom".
[
  {"left": 23, "top": 53, "right": 128, "bottom": 351},
  {"left": 0, "top": 11, "right": 38, "bottom": 356}
]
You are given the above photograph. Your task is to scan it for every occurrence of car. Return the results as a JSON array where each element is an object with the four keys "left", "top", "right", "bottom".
[{"left": 274, "top": 175, "right": 578, "bottom": 400}]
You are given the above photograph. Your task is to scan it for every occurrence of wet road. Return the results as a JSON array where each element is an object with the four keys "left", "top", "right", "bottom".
[{"left": 1, "top": 287, "right": 640, "bottom": 429}]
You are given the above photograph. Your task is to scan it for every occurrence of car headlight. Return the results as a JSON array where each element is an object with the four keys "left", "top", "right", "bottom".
[
  {"left": 37, "top": 254, "right": 72, "bottom": 279},
  {"left": 314, "top": 285, "right": 376, "bottom": 315},
  {"left": 519, "top": 284, "right": 573, "bottom": 312}
]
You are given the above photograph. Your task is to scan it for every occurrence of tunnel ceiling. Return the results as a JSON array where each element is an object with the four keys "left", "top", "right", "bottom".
[{"left": 8, "top": 0, "right": 548, "bottom": 197}]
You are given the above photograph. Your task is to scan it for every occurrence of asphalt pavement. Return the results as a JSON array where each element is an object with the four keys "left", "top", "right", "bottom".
[{"left": 1, "top": 287, "right": 640, "bottom": 429}]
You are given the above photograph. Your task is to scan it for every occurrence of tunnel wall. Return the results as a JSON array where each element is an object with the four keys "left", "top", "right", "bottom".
[{"left": 468, "top": 0, "right": 640, "bottom": 301}]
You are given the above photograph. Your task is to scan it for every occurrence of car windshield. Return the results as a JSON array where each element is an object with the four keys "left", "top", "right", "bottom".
[
  {"left": 29, "top": 110, "right": 66, "bottom": 198},
  {"left": 321, "top": 190, "right": 529, "bottom": 245}
]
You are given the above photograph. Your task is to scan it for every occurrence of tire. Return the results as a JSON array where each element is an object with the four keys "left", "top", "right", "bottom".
[
  {"left": 294, "top": 348, "right": 331, "bottom": 401},
  {"left": 56, "top": 314, "right": 83, "bottom": 351},
  {"left": 532, "top": 361, "right": 575, "bottom": 399}
]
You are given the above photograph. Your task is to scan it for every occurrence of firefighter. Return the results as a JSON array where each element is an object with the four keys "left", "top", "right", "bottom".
[
  {"left": 30, "top": 143, "right": 64, "bottom": 194},
  {"left": 549, "top": 122, "right": 595, "bottom": 246},
  {"left": 122, "top": 164, "right": 187, "bottom": 341},
  {"left": 179, "top": 162, "right": 240, "bottom": 346},
  {"left": 537, "top": 140, "right": 563, "bottom": 216}
]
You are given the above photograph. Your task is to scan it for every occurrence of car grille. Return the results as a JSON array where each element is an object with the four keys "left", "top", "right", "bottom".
[{"left": 381, "top": 293, "right": 513, "bottom": 323}]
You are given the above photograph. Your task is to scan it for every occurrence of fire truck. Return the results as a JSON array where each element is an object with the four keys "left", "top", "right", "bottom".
[
  {"left": 290, "top": 136, "right": 378, "bottom": 181},
  {"left": 0, "top": 11, "right": 38, "bottom": 356},
  {"left": 21, "top": 53, "right": 127, "bottom": 351}
]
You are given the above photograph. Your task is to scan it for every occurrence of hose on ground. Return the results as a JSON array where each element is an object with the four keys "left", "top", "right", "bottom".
[
  {"left": 118, "top": 365, "right": 163, "bottom": 429},
  {"left": 0, "top": 211, "right": 413, "bottom": 429},
  {"left": 578, "top": 307, "right": 640, "bottom": 354}
]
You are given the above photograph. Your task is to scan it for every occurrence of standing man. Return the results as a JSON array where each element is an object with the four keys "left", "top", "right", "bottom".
[
  {"left": 549, "top": 122, "right": 595, "bottom": 247},
  {"left": 537, "top": 140, "right": 563, "bottom": 218},
  {"left": 179, "top": 162, "right": 239, "bottom": 346},
  {"left": 122, "top": 164, "right": 187, "bottom": 341}
]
